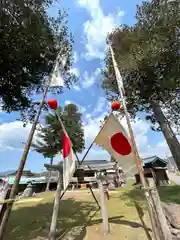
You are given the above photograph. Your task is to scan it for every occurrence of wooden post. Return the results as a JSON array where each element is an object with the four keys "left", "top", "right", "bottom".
[
  {"left": 49, "top": 172, "right": 62, "bottom": 240},
  {"left": 0, "top": 182, "right": 10, "bottom": 223},
  {"left": 46, "top": 157, "right": 54, "bottom": 192},
  {"left": 46, "top": 171, "right": 52, "bottom": 192},
  {"left": 97, "top": 172, "right": 110, "bottom": 234},
  {"left": 147, "top": 175, "right": 172, "bottom": 240}
]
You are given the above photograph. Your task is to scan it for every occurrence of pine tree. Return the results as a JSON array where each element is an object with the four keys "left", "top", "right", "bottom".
[{"left": 32, "top": 103, "right": 85, "bottom": 190}]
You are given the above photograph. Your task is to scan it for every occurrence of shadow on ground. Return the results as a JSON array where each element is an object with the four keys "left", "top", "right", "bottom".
[
  {"left": 6, "top": 198, "right": 97, "bottom": 240},
  {"left": 117, "top": 184, "right": 180, "bottom": 240},
  {"left": 5, "top": 193, "right": 154, "bottom": 240},
  {"left": 119, "top": 184, "right": 180, "bottom": 206}
]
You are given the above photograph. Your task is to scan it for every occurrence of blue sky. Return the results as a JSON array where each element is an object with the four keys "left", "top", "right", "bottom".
[{"left": 0, "top": 0, "right": 171, "bottom": 172}]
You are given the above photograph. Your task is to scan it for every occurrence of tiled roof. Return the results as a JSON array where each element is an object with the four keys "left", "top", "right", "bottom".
[
  {"left": 79, "top": 160, "right": 109, "bottom": 166},
  {"left": 8, "top": 176, "right": 47, "bottom": 185},
  {"left": 45, "top": 160, "right": 114, "bottom": 171},
  {"left": 57, "top": 160, "right": 109, "bottom": 167},
  {"left": 0, "top": 170, "right": 17, "bottom": 177},
  {"left": 142, "top": 156, "right": 167, "bottom": 165}
]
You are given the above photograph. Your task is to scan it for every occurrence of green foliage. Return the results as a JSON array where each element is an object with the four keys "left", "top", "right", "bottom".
[
  {"left": 0, "top": 0, "right": 76, "bottom": 117},
  {"left": 32, "top": 104, "right": 85, "bottom": 158},
  {"left": 110, "top": 156, "right": 116, "bottom": 162},
  {"left": 102, "top": 0, "right": 180, "bottom": 130}
]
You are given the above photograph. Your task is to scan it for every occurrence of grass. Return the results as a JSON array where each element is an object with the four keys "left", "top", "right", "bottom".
[{"left": 5, "top": 184, "right": 180, "bottom": 240}]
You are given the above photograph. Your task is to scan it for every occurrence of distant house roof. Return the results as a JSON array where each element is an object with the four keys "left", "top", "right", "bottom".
[
  {"left": 45, "top": 160, "right": 114, "bottom": 172},
  {"left": 142, "top": 156, "right": 167, "bottom": 167},
  {"left": 0, "top": 170, "right": 17, "bottom": 177},
  {"left": 0, "top": 170, "right": 39, "bottom": 178},
  {"left": 80, "top": 160, "right": 109, "bottom": 166},
  {"left": 57, "top": 160, "right": 109, "bottom": 168},
  {"left": 6, "top": 176, "right": 47, "bottom": 185}
]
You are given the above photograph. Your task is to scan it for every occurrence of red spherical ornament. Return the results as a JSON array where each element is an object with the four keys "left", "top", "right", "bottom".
[
  {"left": 48, "top": 99, "right": 58, "bottom": 110},
  {"left": 111, "top": 101, "right": 121, "bottom": 111}
]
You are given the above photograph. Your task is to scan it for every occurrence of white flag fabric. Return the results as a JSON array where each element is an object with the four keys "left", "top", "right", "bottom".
[
  {"left": 95, "top": 113, "right": 136, "bottom": 173},
  {"left": 50, "top": 61, "right": 64, "bottom": 87},
  {"left": 109, "top": 45, "right": 124, "bottom": 90},
  {"left": 49, "top": 55, "right": 67, "bottom": 87},
  {"left": 62, "top": 131, "right": 76, "bottom": 190}
]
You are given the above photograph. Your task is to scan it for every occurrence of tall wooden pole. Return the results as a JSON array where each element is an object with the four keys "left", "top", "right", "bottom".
[
  {"left": 49, "top": 172, "right": 62, "bottom": 240},
  {"left": 0, "top": 88, "right": 47, "bottom": 239},
  {"left": 109, "top": 45, "right": 160, "bottom": 240},
  {"left": 0, "top": 43, "right": 66, "bottom": 238}
]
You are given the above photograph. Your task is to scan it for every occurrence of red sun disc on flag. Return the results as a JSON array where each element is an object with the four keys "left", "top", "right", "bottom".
[
  {"left": 62, "top": 132, "right": 71, "bottom": 158},
  {"left": 110, "top": 132, "right": 131, "bottom": 155}
]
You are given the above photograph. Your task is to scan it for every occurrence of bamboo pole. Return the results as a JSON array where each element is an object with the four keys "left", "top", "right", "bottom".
[
  {"left": 48, "top": 171, "right": 62, "bottom": 240},
  {"left": 0, "top": 44, "right": 65, "bottom": 239},
  {"left": 109, "top": 45, "right": 160, "bottom": 240},
  {"left": 0, "top": 88, "right": 47, "bottom": 240}
]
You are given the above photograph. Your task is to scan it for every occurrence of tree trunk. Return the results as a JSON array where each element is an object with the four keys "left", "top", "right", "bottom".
[
  {"left": 151, "top": 101, "right": 180, "bottom": 170},
  {"left": 46, "top": 157, "right": 53, "bottom": 192}
]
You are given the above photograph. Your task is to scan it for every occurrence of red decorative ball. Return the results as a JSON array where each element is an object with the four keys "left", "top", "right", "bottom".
[
  {"left": 111, "top": 101, "right": 121, "bottom": 111},
  {"left": 47, "top": 99, "right": 58, "bottom": 110}
]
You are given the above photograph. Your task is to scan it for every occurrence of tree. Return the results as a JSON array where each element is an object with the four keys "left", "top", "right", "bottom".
[
  {"left": 102, "top": 0, "right": 180, "bottom": 169},
  {"left": 0, "top": 0, "right": 75, "bottom": 119},
  {"left": 33, "top": 103, "right": 85, "bottom": 190}
]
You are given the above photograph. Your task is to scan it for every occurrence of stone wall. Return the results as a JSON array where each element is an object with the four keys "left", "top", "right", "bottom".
[{"left": 162, "top": 202, "right": 180, "bottom": 239}]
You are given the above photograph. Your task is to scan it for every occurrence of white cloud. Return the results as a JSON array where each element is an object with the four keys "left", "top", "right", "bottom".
[
  {"left": 143, "top": 141, "right": 170, "bottom": 159},
  {"left": 0, "top": 121, "right": 38, "bottom": 151},
  {"left": 70, "top": 67, "right": 80, "bottom": 77},
  {"left": 73, "top": 85, "right": 81, "bottom": 91},
  {"left": 0, "top": 115, "right": 172, "bottom": 163},
  {"left": 73, "top": 52, "right": 79, "bottom": 63},
  {"left": 77, "top": 0, "right": 125, "bottom": 60},
  {"left": 81, "top": 68, "right": 100, "bottom": 88},
  {"left": 64, "top": 100, "right": 71, "bottom": 105},
  {"left": 91, "top": 97, "right": 106, "bottom": 116},
  {"left": 64, "top": 100, "right": 86, "bottom": 114}
]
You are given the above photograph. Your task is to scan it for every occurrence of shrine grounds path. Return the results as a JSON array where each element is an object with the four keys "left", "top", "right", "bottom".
[{"left": 5, "top": 181, "right": 180, "bottom": 240}]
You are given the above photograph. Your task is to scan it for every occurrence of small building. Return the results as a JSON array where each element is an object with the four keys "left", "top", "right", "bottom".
[
  {"left": 45, "top": 160, "right": 125, "bottom": 190},
  {"left": 0, "top": 170, "right": 57, "bottom": 193},
  {"left": 135, "top": 156, "right": 169, "bottom": 186}
]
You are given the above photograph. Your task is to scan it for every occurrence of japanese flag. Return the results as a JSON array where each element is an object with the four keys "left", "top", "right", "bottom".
[
  {"left": 95, "top": 113, "right": 136, "bottom": 172},
  {"left": 62, "top": 131, "right": 76, "bottom": 190}
]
